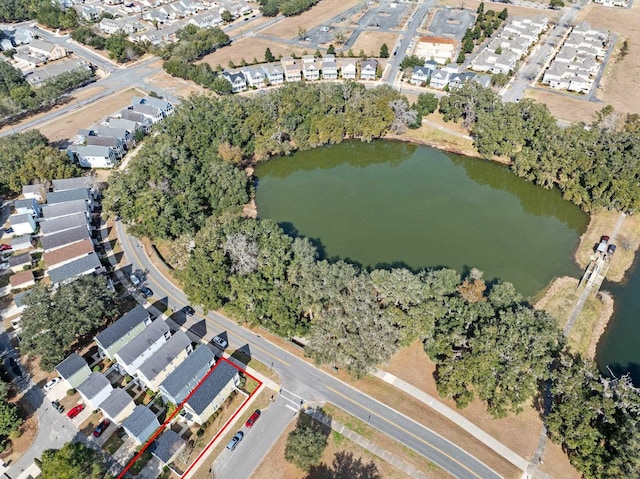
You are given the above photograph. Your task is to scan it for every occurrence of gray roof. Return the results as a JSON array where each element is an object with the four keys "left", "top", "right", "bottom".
[
  {"left": 22, "top": 184, "right": 44, "bottom": 195},
  {"left": 40, "top": 212, "right": 88, "bottom": 235},
  {"left": 56, "top": 353, "right": 88, "bottom": 379},
  {"left": 10, "top": 235, "right": 32, "bottom": 249},
  {"left": 24, "top": 58, "right": 89, "bottom": 87},
  {"left": 131, "top": 104, "right": 159, "bottom": 117},
  {"left": 151, "top": 429, "right": 185, "bottom": 464},
  {"left": 123, "top": 405, "right": 159, "bottom": 437},
  {"left": 41, "top": 225, "right": 91, "bottom": 251},
  {"left": 52, "top": 177, "right": 92, "bottom": 192},
  {"left": 48, "top": 252, "right": 101, "bottom": 285},
  {"left": 120, "top": 109, "right": 146, "bottom": 123},
  {"left": 186, "top": 361, "right": 238, "bottom": 415},
  {"left": 116, "top": 320, "right": 170, "bottom": 365},
  {"left": 160, "top": 346, "right": 215, "bottom": 403},
  {"left": 41, "top": 200, "right": 87, "bottom": 220},
  {"left": 86, "top": 136, "right": 121, "bottom": 148},
  {"left": 8, "top": 253, "right": 30, "bottom": 268},
  {"left": 77, "top": 371, "right": 111, "bottom": 400},
  {"left": 138, "top": 330, "right": 191, "bottom": 382},
  {"left": 46, "top": 188, "right": 91, "bottom": 205},
  {"left": 100, "top": 388, "right": 135, "bottom": 419},
  {"left": 106, "top": 118, "right": 139, "bottom": 132},
  {"left": 97, "top": 125, "right": 130, "bottom": 140},
  {"left": 9, "top": 213, "right": 33, "bottom": 225},
  {"left": 96, "top": 305, "right": 150, "bottom": 349},
  {"left": 133, "top": 96, "right": 172, "bottom": 112},
  {"left": 14, "top": 198, "right": 38, "bottom": 211},
  {"left": 74, "top": 145, "right": 112, "bottom": 157},
  {"left": 14, "top": 291, "right": 32, "bottom": 308}
]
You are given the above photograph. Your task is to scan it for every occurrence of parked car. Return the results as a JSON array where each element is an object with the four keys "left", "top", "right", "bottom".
[
  {"left": 139, "top": 287, "right": 153, "bottom": 298},
  {"left": 226, "top": 431, "right": 244, "bottom": 450},
  {"left": 0, "top": 244, "right": 12, "bottom": 251},
  {"left": 4, "top": 228, "right": 13, "bottom": 234},
  {"left": 183, "top": 306, "right": 195, "bottom": 316},
  {"left": 0, "top": 263, "right": 9, "bottom": 270},
  {"left": 93, "top": 419, "right": 111, "bottom": 437},
  {"left": 130, "top": 273, "right": 141, "bottom": 286},
  {"left": 246, "top": 409, "right": 261, "bottom": 428},
  {"left": 43, "top": 377, "right": 61, "bottom": 392},
  {"left": 213, "top": 336, "right": 228, "bottom": 349},
  {"left": 67, "top": 404, "right": 84, "bottom": 419},
  {"left": 51, "top": 400, "right": 64, "bottom": 414}
]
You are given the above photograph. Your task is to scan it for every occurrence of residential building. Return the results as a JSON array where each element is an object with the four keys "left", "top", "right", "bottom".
[
  {"left": 136, "top": 330, "right": 192, "bottom": 391},
  {"left": 302, "top": 60, "right": 320, "bottom": 81},
  {"left": 96, "top": 126, "right": 133, "bottom": 148},
  {"left": 9, "top": 270, "right": 35, "bottom": 291},
  {"left": 8, "top": 253, "right": 31, "bottom": 273},
  {"left": 10, "top": 235, "right": 33, "bottom": 252},
  {"left": 39, "top": 212, "right": 89, "bottom": 236},
  {"left": 283, "top": 64, "right": 302, "bottom": 82},
  {"left": 77, "top": 372, "right": 113, "bottom": 409},
  {"left": 415, "top": 36, "right": 457, "bottom": 64},
  {"left": 48, "top": 252, "right": 102, "bottom": 286},
  {"left": 132, "top": 96, "right": 173, "bottom": 117},
  {"left": 321, "top": 56, "right": 338, "bottom": 80},
  {"left": 151, "top": 430, "right": 186, "bottom": 465},
  {"left": 43, "top": 238, "right": 94, "bottom": 269},
  {"left": 13, "top": 199, "right": 41, "bottom": 217},
  {"left": 46, "top": 188, "right": 94, "bottom": 207},
  {"left": 130, "top": 103, "right": 164, "bottom": 123},
  {"left": 22, "top": 184, "right": 45, "bottom": 202},
  {"left": 222, "top": 71, "right": 247, "bottom": 93},
  {"left": 55, "top": 353, "right": 91, "bottom": 390},
  {"left": 410, "top": 66, "right": 431, "bottom": 85},
  {"left": 8, "top": 214, "right": 36, "bottom": 235},
  {"left": 27, "top": 39, "right": 67, "bottom": 61},
  {"left": 52, "top": 177, "right": 93, "bottom": 192},
  {"left": 241, "top": 66, "right": 267, "bottom": 88},
  {"left": 100, "top": 388, "right": 136, "bottom": 425},
  {"left": 105, "top": 118, "right": 142, "bottom": 134},
  {"left": 339, "top": 60, "right": 357, "bottom": 79},
  {"left": 429, "top": 68, "right": 451, "bottom": 89},
  {"left": 261, "top": 65, "right": 284, "bottom": 85},
  {"left": 41, "top": 226, "right": 92, "bottom": 252},
  {"left": 85, "top": 136, "right": 126, "bottom": 158},
  {"left": 95, "top": 305, "right": 152, "bottom": 359},
  {"left": 68, "top": 145, "right": 117, "bottom": 168},
  {"left": 183, "top": 360, "right": 239, "bottom": 424},
  {"left": 24, "top": 58, "right": 91, "bottom": 88},
  {"left": 115, "top": 320, "right": 171, "bottom": 377},
  {"left": 123, "top": 406, "right": 160, "bottom": 445},
  {"left": 159, "top": 345, "right": 215, "bottom": 405},
  {"left": 188, "top": 12, "right": 223, "bottom": 28}
]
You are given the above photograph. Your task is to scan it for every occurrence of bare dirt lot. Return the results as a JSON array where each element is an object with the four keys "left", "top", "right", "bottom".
[
  {"left": 144, "top": 70, "right": 207, "bottom": 99},
  {"left": 350, "top": 31, "right": 399, "bottom": 57},
  {"left": 437, "top": 0, "right": 561, "bottom": 22},
  {"left": 199, "top": 38, "right": 307, "bottom": 69},
  {"left": 525, "top": 89, "right": 601, "bottom": 123}
]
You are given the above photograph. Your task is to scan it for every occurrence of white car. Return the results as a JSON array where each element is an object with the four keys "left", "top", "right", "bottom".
[
  {"left": 213, "top": 336, "right": 228, "bottom": 349},
  {"left": 130, "top": 274, "right": 141, "bottom": 286},
  {"left": 43, "top": 377, "right": 61, "bottom": 392}
]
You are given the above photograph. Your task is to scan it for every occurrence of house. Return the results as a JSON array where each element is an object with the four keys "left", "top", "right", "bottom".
[
  {"left": 8, "top": 214, "right": 36, "bottom": 235},
  {"left": 183, "top": 360, "right": 239, "bottom": 424},
  {"left": 55, "top": 353, "right": 91, "bottom": 390},
  {"left": 151, "top": 429, "right": 186, "bottom": 465},
  {"left": 76, "top": 372, "right": 113, "bottom": 409},
  {"left": 27, "top": 39, "right": 67, "bottom": 61},
  {"left": 302, "top": 60, "right": 320, "bottom": 81},
  {"left": 96, "top": 126, "right": 132, "bottom": 148},
  {"left": 360, "top": 59, "right": 376, "bottom": 80},
  {"left": 13, "top": 50, "right": 44, "bottom": 68},
  {"left": 132, "top": 96, "right": 173, "bottom": 117},
  {"left": 39, "top": 212, "right": 89, "bottom": 236},
  {"left": 43, "top": 238, "right": 94, "bottom": 269},
  {"left": 339, "top": 60, "right": 357, "bottom": 79},
  {"left": 429, "top": 68, "right": 451, "bottom": 89},
  {"left": 283, "top": 64, "right": 302, "bottom": 82},
  {"left": 52, "top": 177, "right": 93, "bottom": 193},
  {"left": 68, "top": 145, "right": 117, "bottom": 169},
  {"left": 410, "top": 66, "right": 431, "bottom": 85},
  {"left": 8, "top": 253, "right": 31, "bottom": 273},
  {"left": 22, "top": 184, "right": 45, "bottom": 202},
  {"left": 13, "top": 291, "right": 32, "bottom": 315},
  {"left": 14, "top": 199, "right": 41, "bottom": 218},
  {"left": 472, "top": 74, "right": 492, "bottom": 88},
  {"left": 86, "top": 136, "right": 126, "bottom": 158},
  {"left": 130, "top": 103, "right": 164, "bottom": 123},
  {"left": 159, "top": 345, "right": 215, "bottom": 405},
  {"left": 46, "top": 188, "right": 94, "bottom": 207},
  {"left": 10, "top": 235, "right": 33, "bottom": 252},
  {"left": 321, "top": 55, "right": 338, "bottom": 80},
  {"left": 492, "top": 51, "right": 518, "bottom": 74},
  {"left": 24, "top": 58, "right": 92, "bottom": 88},
  {"left": 262, "top": 65, "right": 284, "bottom": 85},
  {"left": 144, "top": 9, "right": 169, "bottom": 24},
  {"left": 223, "top": 71, "right": 247, "bottom": 93},
  {"left": 99, "top": 18, "right": 141, "bottom": 35},
  {"left": 12, "top": 28, "right": 33, "bottom": 45},
  {"left": 41, "top": 226, "right": 92, "bottom": 252},
  {"left": 119, "top": 109, "right": 152, "bottom": 131},
  {"left": 241, "top": 67, "right": 266, "bottom": 88},
  {"left": 48, "top": 252, "right": 102, "bottom": 286},
  {"left": 115, "top": 320, "right": 171, "bottom": 377},
  {"left": 415, "top": 36, "right": 457, "bottom": 64},
  {"left": 41, "top": 200, "right": 89, "bottom": 221},
  {"left": 96, "top": 305, "right": 152, "bottom": 360},
  {"left": 188, "top": 12, "right": 223, "bottom": 28},
  {"left": 9, "top": 270, "right": 35, "bottom": 291},
  {"left": 100, "top": 388, "right": 136, "bottom": 425},
  {"left": 136, "top": 330, "right": 192, "bottom": 391},
  {"left": 123, "top": 405, "right": 160, "bottom": 445},
  {"left": 448, "top": 71, "right": 476, "bottom": 89}
]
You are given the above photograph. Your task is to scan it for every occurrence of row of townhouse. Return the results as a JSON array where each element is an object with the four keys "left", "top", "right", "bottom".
[
  {"left": 66, "top": 96, "right": 173, "bottom": 168},
  {"left": 470, "top": 15, "right": 548, "bottom": 75},
  {"left": 541, "top": 22, "right": 609, "bottom": 94},
  {"left": 53, "top": 306, "right": 240, "bottom": 463},
  {"left": 411, "top": 62, "right": 491, "bottom": 90},
  {"left": 592, "top": 0, "right": 628, "bottom": 7},
  {"left": 224, "top": 56, "right": 379, "bottom": 92}
]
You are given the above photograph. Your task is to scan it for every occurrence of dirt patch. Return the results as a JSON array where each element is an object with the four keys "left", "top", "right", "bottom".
[
  {"left": 437, "top": 0, "right": 561, "bottom": 21},
  {"left": 587, "top": 290, "right": 613, "bottom": 359},
  {"left": 144, "top": 70, "right": 207, "bottom": 100},
  {"left": 540, "top": 440, "right": 582, "bottom": 479},
  {"left": 0, "top": 415, "right": 38, "bottom": 465},
  {"left": 350, "top": 31, "right": 399, "bottom": 57},
  {"left": 261, "top": 0, "right": 363, "bottom": 40},
  {"left": 524, "top": 89, "right": 601, "bottom": 124},
  {"left": 198, "top": 38, "right": 307, "bottom": 70}
]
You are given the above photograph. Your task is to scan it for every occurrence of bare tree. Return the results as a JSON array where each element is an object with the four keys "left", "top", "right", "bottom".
[
  {"left": 223, "top": 234, "right": 259, "bottom": 274},
  {"left": 388, "top": 99, "right": 417, "bottom": 134}
]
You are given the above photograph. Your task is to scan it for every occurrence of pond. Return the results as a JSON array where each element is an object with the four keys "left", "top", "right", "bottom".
[{"left": 255, "top": 140, "right": 589, "bottom": 298}]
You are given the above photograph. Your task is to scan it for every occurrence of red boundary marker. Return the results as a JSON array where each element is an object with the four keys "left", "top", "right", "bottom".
[{"left": 117, "top": 356, "right": 263, "bottom": 478}]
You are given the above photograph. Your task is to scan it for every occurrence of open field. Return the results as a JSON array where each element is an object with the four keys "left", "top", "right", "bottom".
[
  {"left": 261, "top": 0, "right": 363, "bottom": 39},
  {"left": 350, "top": 31, "right": 399, "bottom": 57},
  {"left": 524, "top": 89, "right": 601, "bottom": 124},
  {"left": 198, "top": 37, "right": 307, "bottom": 69},
  {"left": 437, "top": 0, "right": 561, "bottom": 21},
  {"left": 144, "top": 68, "right": 207, "bottom": 99}
]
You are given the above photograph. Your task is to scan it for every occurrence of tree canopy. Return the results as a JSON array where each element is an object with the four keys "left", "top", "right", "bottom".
[
  {"left": 285, "top": 413, "right": 329, "bottom": 470},
  {"left": 38, "top": 442, "right": 107, "bottom": 479}
]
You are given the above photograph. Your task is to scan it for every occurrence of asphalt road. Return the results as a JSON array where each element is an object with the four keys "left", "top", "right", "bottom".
[{"left": 115, "top": 221, "right": 501, "bottom": 479}]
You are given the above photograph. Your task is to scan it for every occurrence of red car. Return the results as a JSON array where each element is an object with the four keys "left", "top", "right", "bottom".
[
  {"left": 67, "top": 404, "right": 84, "bottom": 419},
  {"left": 245, "top": 409, "right": 261, "bottom": 428},
  {"left": 93, "top": 419, "right": 110, "bottom": 437},
  {"left": 0, "top": 244, "right": 12, "bottom": 252}
]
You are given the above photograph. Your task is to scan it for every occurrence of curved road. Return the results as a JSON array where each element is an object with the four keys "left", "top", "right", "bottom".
[{"left": 115, "top": 221, "right": 501, "bottom": 479}]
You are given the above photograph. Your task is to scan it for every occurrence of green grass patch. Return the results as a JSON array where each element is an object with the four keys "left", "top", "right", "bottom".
[
  {"left": 102, "top": 430, "right": 125, "bottom": 455},
  {"left": 332, "top": 430, "right": 344, "bottom": 445}
]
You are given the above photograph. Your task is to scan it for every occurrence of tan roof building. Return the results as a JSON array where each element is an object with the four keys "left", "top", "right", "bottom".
[
  {"left": 43, "top": 238, "right": 95, "bottom": 270},
  {"left": 10, "top": 270, "right": 35, "bottom": 291},
  {"left": 415, "top": 36, "right": 457, "bottom": 64}
]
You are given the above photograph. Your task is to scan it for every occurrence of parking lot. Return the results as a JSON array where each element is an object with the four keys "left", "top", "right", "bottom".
[
  {"left": 428, "top": 7, "right": 475, "bottom": 39},
  {"left": 356, "top": 1, "right": 411, "bottom": 31}
]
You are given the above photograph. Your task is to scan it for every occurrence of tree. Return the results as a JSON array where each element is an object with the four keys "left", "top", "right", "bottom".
[
  {"left": 379, "top": 43, "right": 389, "bottom": 58},
  {"left": 333, "top": 31, "right": 346, "bottom": 45},
  {"left": 400, "top": 55, "right": 425, "bottom": 70},
  {"left": 477, "top": 1, "right": 485, "bottom": 14},
  {"left": 297, "top": 26, "right": 307, "bottom": 39},
  {"left": 221, "top": 9, "right": 234, "bottom": 23},
  {"left": 498, "top": 8, "right": 508, "bottom": 20},
  {"left": 285, "top": 413, "right": 328, "bottom": 471},
  {"left": 549, "top": 0, "right": 565, "bottom": 8},
  {"left": 327, "top": 44, "right": 336, "bottom": 55},
  {"left": 39, "top": 442, "right": 107, "bottom": 479},
  {"left": 264, "top": 47, "right": 275, "bottom": 62},
  {"left": 490, "top": 72, "right": 509, "bottom": 87},
  {"left": 414, "top": 92, "right": 439, "bottom": 117},
  {"left": 0, "top": 400, "right": 20, "bottom": 437},
  {"left": 306, "top": 451, "right": 381, "bottom": 479},
  {"left": 456, "top": 50, "right": 466, "bottom": 64}
]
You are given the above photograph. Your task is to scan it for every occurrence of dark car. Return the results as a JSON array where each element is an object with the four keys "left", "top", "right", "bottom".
[
  {"left": 0, "top": 244, "right": 12, "bottom": 251},
  {"left": 246, "top": 409, "right": 261, "bottom": 428},
  {"left": 183, "top": 306, "right": 195, "bottom": 316},
  {"left": 52, "top": 400, "right": 64, "bottom": 413},
  {"left": 4, "top": 228, "right": 13, "bottom": 234},
  {"left": 67, "top": 404, "right": 85, "bottom": 419},
  {"left": 93, "top": 419, "right": 111, "bottom": 437},
  {"left": 140, "top": 287, "right": 153, "bottom": 298},
  {"left": 226, "top": 431, "right": 244, "bottom": 450}
]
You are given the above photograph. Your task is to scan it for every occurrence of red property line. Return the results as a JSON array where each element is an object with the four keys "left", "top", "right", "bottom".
[{"left": 118, "top": 356, "right": 263, "bottom": 479}]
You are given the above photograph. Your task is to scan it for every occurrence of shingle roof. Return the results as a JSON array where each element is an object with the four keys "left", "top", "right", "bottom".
[
  {"left": 95, "top": 305, "right": 150, "bottom": 350},
  {"left": 43, "top": 238, "right": 94, "bottom": 269},
  {"left": 151, "top": 429, "right": 185, "bottom": 464},
  {"left": 52, "top": 177, "right": 92, "bottom": 192},
  {"left": 9, "top": 213, "right": 33, "bottom": 225},
  {"left": 133, "top": 96, "right": 172, "bottom": 112},
  {"left": 14, "top": 290, "right": 32, "bottom": 308},
  {"left": 9, "top": 270, "right": 34, "bottom": 288},
  {"left": 10, "top": 235, "right": 32, "bottom": 249},
  {"left": 22, "top": 184, "right": 44, "bottom": 195},
  {"left": 41, "top": 225, "right": 91, "bottom": 252},
  {"left": 56, "top": 353, "right": 88, "bottom": 379},
  {"left": 115, "top": 320, "right": 169, "bottom": 365},
  {"left": 138, "top": 331, "right": 191, "bottom": 383},
  {"left": 123, "top": 405, "right": 159, "bottom": 437},
  {"left": 160, "top": 346, "right": 214, "bottom": 402},
  {"left": 77, "top": 372, "right": 111, "bottom": 401},
  {"left": 48, "top": 252, "right": 101, "bottom": 285},
  {"left": 14, "top": 198, "right": 37, "bottom": 211},
  {"left": 40, "top": 212, "right": 88, "bottom": 235},
  {"left": 100, "top": 388, "right": 135, "bottom": 419},
  {"left": 97, "top": 125, "right": 129, "bottom": 139},
  {"left": 46, "top": 188, "right": 90, "bottom": 205},
  {"left": 186, "top": 361, "right": 238, "bottom": 415},
  {"left": 8, "top": 253, "right": 30, "bottom": 268},
  {"left": 107, "top": 118, "right": 139, "bottom": 132},
  {"left": 41, "top": 200, "right": 87, "bottom": 220}
]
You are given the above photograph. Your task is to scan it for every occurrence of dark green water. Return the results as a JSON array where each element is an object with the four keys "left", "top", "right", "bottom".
[{"left": 255, "top": 141, "right": 589, "bottom": 298}]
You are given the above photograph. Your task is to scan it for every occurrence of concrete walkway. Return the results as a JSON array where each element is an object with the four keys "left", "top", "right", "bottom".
[
  {"left": 305, "top": 408, "right": 431, "bottom": 479},
  {"left": 375, "top": 370, "right": 531, "bottom": 473}
]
